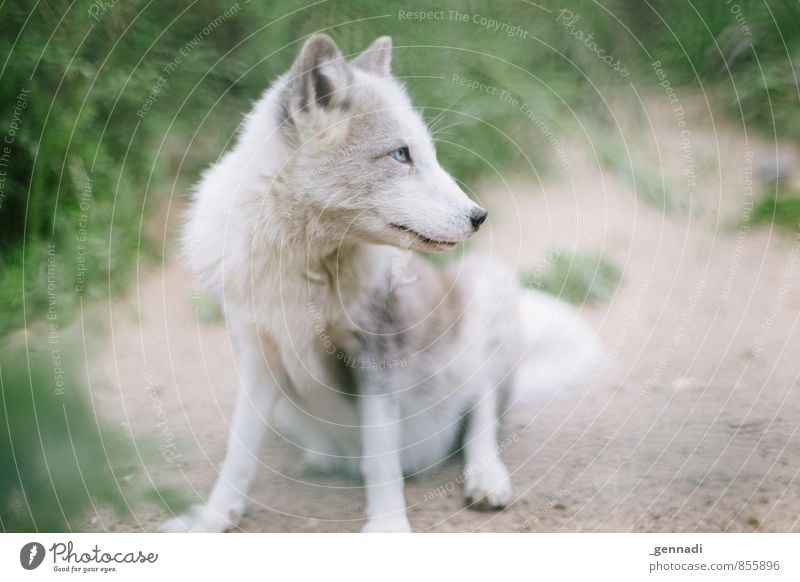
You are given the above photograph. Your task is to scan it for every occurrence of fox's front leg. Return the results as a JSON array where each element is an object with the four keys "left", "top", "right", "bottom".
[
  {"left": 160, "top": 326, "right": 282, "bottom": 532},
  {"left": 463, "top": 387, "right": 513, "bottom": 510},
  {"left": 359, "top": 393, "right": 411, "bottom": 532}
]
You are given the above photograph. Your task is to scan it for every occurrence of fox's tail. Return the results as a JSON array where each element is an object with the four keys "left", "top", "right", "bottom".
[{"left": 509, "top": 289, "right": 605, "bottom": 404}]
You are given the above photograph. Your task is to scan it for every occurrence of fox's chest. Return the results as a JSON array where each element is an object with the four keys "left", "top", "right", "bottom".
[
  {"left": 248, "top": 245, "right": 393, "bottom": 351},
  {"left": 266, "top": 269, "right": 364, "bottom": 343}
]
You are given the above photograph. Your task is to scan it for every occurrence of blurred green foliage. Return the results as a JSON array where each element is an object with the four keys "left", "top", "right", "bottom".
[
  {"left": 523, "top": 250, "right": 623, "bottom": 305},
  {"left": 751, "top": 192, "right": 800, "bottom": 229},
  {"left": 1, "top": 346, "right": 136, "bottom": 531},
  {"left": 192, "top": 290, "right": 223, "bottom": 325},
  {"left": 1, "top": 0, "right": 798, "bottom": 333},
  {"left": 0, "top": 342, "right": 188, "bottom": 531}
]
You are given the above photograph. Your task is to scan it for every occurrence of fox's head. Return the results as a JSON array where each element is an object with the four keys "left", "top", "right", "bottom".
[{"left": 276, "top": 34, "right": 486, "bottom": 253}]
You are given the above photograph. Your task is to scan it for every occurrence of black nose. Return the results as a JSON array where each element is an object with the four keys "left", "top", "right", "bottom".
[{"left": 470, "top": 208, "right": 488, "bottom": 230}]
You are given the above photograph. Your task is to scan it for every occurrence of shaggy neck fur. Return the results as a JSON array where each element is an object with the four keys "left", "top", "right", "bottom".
[{"left": 225, "top": 81, "right": 390, "bottom": 311}]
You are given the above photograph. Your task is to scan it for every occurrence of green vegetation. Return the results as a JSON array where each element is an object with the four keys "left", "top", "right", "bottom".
[
  {"left": 0, "top": 345, "right": 184, "bottom": 531},
  {"left": 2, "top": 1, "right": 799, "bottom": 332},
  {"left": 192, "top": 290, "right": 224, "bottom": 325},
  {"left": 751, "top": 192, "right": 800, "bottom": 230},
  {"left": 523, "top": 250, "right": 623, "bottom": 305}
]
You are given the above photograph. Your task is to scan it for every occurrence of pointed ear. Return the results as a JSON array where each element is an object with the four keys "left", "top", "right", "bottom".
[
  {"left": 287, "top": 34, "right": 352, "bottom": 113},
  {"left": 351, "top": 36, "right": 392, "bottom": 77}
]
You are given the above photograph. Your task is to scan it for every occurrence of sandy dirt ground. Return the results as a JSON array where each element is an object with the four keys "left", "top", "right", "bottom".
[{"left": 90, "top": 100, "right": 800, "bottom": 533}]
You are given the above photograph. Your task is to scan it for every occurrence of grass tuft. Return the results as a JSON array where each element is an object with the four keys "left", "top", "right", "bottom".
[{"left": 523, "top": 250, "right": 623, "bottom": 305}]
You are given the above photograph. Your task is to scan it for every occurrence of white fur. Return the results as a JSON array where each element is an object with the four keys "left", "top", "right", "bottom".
[
  {"left": 511, "top": 289, "right": 605, "bottom": 403},
  {"left": 161, "top": 35, "right": 602, "bottom": 533}
]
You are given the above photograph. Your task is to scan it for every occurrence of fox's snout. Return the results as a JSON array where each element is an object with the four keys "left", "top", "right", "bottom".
[{"left": 470, "top": 207, "right": 488, "bottom": 231}]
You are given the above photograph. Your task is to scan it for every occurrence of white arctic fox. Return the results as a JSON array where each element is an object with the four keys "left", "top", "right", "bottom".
[{"left": 163, "top": 34, "right": 602, "bottom": 533}]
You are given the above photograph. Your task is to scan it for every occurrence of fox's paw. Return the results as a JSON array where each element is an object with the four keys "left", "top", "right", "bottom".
[
  {"left": 159, "top": 503, "right": 243, "bottom": 533},
  {"left": 464, "top": 458, "right": 513, "bottom": 511}
]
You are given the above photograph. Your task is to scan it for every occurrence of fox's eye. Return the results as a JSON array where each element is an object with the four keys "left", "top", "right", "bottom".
[{"left": 389, "top": 146, "right": 411, "bottom": 164}]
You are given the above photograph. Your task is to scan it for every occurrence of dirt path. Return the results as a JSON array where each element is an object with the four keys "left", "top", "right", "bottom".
[{"left": 91, "top": 101, "right": 800, "bottom": 533}]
